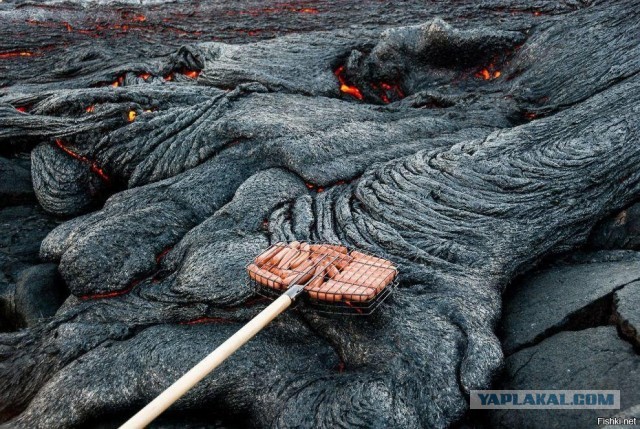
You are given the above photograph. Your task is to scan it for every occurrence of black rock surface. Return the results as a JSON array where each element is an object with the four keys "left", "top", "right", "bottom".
[
  {"left": 0, "top": 1, "right": 639, "bottom": 428},
  {"left": 490, "top": 253, "right": 640, "bottom": 429},
  {"left": 490, "top": 327, "right": 640, "bottom": 429},
  {"left": 501, "top": 252, "right": 640, "bottom": 354}
]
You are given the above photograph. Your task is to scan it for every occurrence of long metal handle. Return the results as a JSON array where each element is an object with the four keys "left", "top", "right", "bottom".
[{"left": 119, "top": 286, "right": 304, "bottom": 429}]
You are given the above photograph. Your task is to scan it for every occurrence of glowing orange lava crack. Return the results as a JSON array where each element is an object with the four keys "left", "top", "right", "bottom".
[
  {"left": 0, "top": 50, "right": 33, "bottom": 59},
  {"left": 334, "top": 66, "right": 363, "bottom": 100},
  {"left": 54, "top": 139, "right": 110, "bottom": 182}
]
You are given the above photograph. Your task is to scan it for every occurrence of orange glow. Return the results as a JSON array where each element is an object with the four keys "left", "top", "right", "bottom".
[
  {"left": 334, "top": 66, "right": 363, "bottom": 100},
  {"left": 534, "top": 11, "right": 541, "bottom": 16},
  {"left": 0, "top": 51, "right": 33, "bottom": 59},
  {"left": 128, "top": 110, "right": 137, "bottom": 122},
  {"left": 15, "top": 106, "right": 27, "bottom": 112},
  {"left": 299, "top": 8, "right": 319, "bottom": 13},
  {"left": 476, "top": 69, "right": 491, "bottom": 80},
  {"left": 476, "top": 65, "right": 501, "bottom": 81},
  {"left": 164, "top": 73, "right": 174, "bottom": 81},
  {"left": 85, "top": 105, "right": 95, "bottom": 113},
  {"left": 375, "top": 81, "right": 404, "bottom": 103},
  {"left": 524, "top": 112, "right": 538, "bottom": 120},
  {"left": 305, "top": 182, "right": 324, "bottom": 193},
  {"left": 138, "top": 72, "right": 151, "bottom": 80},
  {"left": 80, "top": 286, "right": 132, "bottom": 300},
  {"left": 80, "top": 279, "right": 139, "bottom": 300},
  {"left": 340, "top": 84, "right": 363, "bottom": 99},
  {"left": 182, "top": 69, "right": 200, "bottom": 79},
  {"left": 132, "top": 14, "right": 146, "bottom": 22},
  {"left": 54, "top": 139, "right": 109, "bottom": 182},
  {"left": 110, "top": 75, "right": 124, "bottom": 88}
]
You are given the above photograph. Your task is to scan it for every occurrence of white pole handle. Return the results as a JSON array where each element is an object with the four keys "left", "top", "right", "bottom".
[{"left": 119, "top": 286, "right": 303, "bottom": 429}]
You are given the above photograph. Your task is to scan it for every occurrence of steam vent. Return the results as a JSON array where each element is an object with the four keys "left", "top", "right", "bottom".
[{"left": 1, "top": 1, "right": 639, "bottom": 428}]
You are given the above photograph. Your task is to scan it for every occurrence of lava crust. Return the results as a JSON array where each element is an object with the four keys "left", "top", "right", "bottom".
[{"left": 1, "top": 1, "right": 639, "bottom": 428}]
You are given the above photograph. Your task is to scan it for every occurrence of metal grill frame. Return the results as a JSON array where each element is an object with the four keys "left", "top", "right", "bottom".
[{"left": 246, "top": 242, "right": 398, "bottom": 316}]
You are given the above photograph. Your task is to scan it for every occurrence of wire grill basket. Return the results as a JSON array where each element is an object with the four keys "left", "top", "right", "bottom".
[{"left": 247, "top": 242, "right": 398, "bottom": 315}]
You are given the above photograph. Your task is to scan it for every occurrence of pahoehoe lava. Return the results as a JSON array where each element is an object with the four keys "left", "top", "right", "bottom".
[{"left": 0, "top": 0, "right": 639, "bottom": 428}]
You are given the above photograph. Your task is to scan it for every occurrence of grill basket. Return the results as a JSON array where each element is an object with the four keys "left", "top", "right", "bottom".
[{"left": 247, "top": 242, "right": 398, "bottom": 315}]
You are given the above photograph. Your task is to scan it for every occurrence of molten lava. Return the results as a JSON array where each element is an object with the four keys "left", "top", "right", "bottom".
[
  {"left": 0, "top": 51, "right": 33, "bottom": 59},
  {"left": 128, "top": 110, "right": 137, "bottom": 122},
  {"left": 475, "top": 64, "right": 502, "bottom": 80},
  {"left": 182, "top": 69, "right": 200, "bottom": 79},
  {"left": 305, "top": 182, "right": 325, "bottom": 193},
  {"left": 54, "top": 139, "right": 110, "bottom": 182},
  {"left": 138, "top": 72, "right": 151, "bottom": 80},
  {"left": 334, "top": 66, "right": 363, "bottom": 100},
  {"left": 373, "top": 82, "right": 405, "bottom": 104},
  {"left": 85, "top": 105, "right": 95, "bottom": 113},
  {"left": 80, "top": 283, "right": 136, "bottom": 300},
  {"left": 111, "top": 75, "right": 125, "bottom": 87}
]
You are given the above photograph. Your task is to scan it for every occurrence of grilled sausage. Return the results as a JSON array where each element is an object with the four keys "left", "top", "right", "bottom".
[
  {"left": 269, "top": 245, "right": 291, "bottom": 266},
  {"left": 255, "top": 244, "right": 286, "bottom": 267},
  {"left": 247, "top": 264, "right": 284, "bottom": 289},
  {"left": 326, "top": 264, "right": 340, "bottom": 279},
  {"left": 289, "top": 250, "right": 310, "bottom": 269},
  {"left": 277, "top": 247, "right": 299, "bottom": 269}
]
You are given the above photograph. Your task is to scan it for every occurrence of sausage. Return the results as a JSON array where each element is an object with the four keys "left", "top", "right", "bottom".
[
  {"left": 255, "top": 245, "right": 285, "bottom": 267},
  {"left": 277, "top": 247, "right": 299, "bottom": 269},
  {"left": 305, "top": 275, "right": 326, "bottom": 300},
  {"left": 326, "top": 264, "right": 340, "bottom": 279},
  {"left": 283, "top": 258, "right": 315, "bottom": 285},
  {"left": 289, "top": 241, "right": 301, "bottom": 249},
  {"left": 247, "top": 264, "right": 284, "bottom": 289},
  {"left": 311, "top": 243, "right": 347, "bottom": 254},
  {"left": 289, "top": 250, "right": 310, "bottom": 269},
  {"left": 295, "top": 258, "right": 314, "bottom": 272},
  {"left": 310, "top": 245, "right": 347, "bottom": 260},
  {"left": 268, "top": 266, "right": 293, "bottom": 279},
  {"left": 284, "top": 270, "right": 313, "bottom": 286},
  {"left": 334, "top": 256, "right": 352, "bottom": 270},
  {"left": 324, "top": 279, "right": 344, "bottom": 302},
  {"left": 344, "top": 284, "right": 375, "bottom": 302},
  {"left": 351, "top": 251, "right": 393, "bottom": 268},
  {"left": 327, "top": 244, "right": 348, "bottom": 254},
  {"left": 269, "top": 245, "right": 291, "bottom": 266}
]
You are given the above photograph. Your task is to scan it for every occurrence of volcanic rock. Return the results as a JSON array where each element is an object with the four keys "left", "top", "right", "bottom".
[
  {"left": 0, "top": 1, "right": 639, "bottom": 428},
  {"left": 489, "top": 327, "right": 640, "bottom": 429},
  {"left": 501, "top": 252, "right": 640, "bottom": 354}
]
